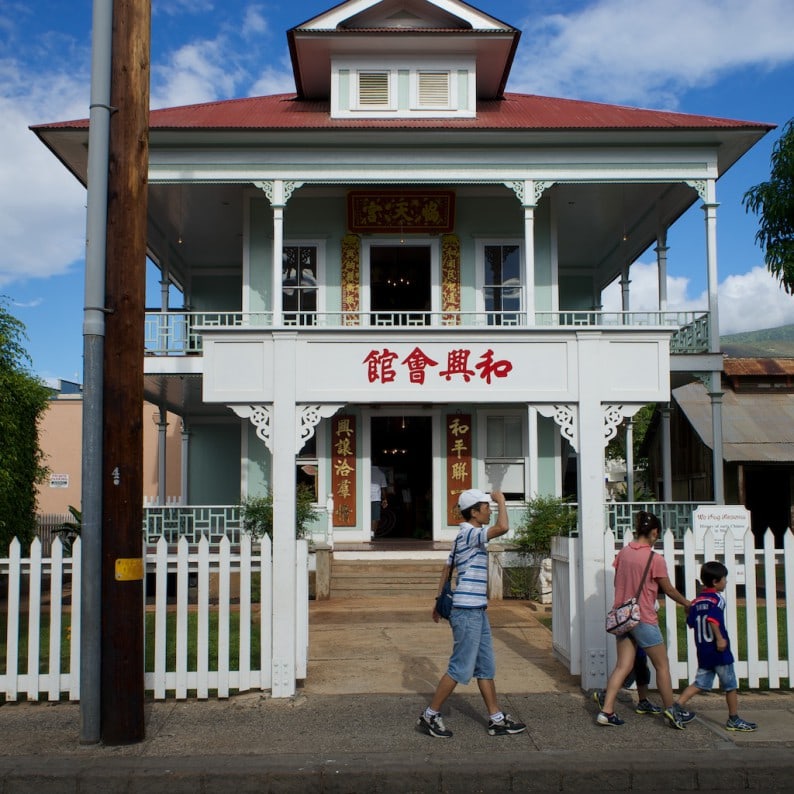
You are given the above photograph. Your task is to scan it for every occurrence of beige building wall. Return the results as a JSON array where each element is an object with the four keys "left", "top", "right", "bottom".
[{"left": 36, "top": 397, "right": 183, "bottom": 515}]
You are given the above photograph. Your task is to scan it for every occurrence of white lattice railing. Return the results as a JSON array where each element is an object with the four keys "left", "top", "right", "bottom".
[
  {"left": 144, "top": 309, "right": 712, "bottom": 355},
  {"left": 1, "top": 534, "right": 309, "bottom": 701}
]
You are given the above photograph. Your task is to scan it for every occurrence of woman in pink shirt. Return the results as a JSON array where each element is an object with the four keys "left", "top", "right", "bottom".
[{"left": 596, "top": 511, "right": 691, "bottom": 729}]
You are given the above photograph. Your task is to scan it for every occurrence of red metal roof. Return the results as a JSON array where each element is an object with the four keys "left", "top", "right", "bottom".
[{"left": 33, "top": 92, "right": 773, "bottom": 133}]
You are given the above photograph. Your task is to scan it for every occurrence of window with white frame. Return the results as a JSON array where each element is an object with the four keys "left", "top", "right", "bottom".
[
  {"left": 356, "top": 71, "right": 391, "bottom": 108},
  {"left": 333, "top": 58, "right": 474, "bottom": 118},
  {"left": 482, "top": 243, "right": 522, "bottom": 326},
  {"left": 417, "top": 71, "right": 450, "bottom": 108},
  {"left": 282, "top": 244, "right": 319, "bottom": 325},
  {"left": 483, "top": 413, "right": 526, "bottom": 501}
]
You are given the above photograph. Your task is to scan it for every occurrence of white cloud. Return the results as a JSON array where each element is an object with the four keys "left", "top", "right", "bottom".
[
  {"left": 0, "top": 63, "right": 88, "bottom": 287},
  {"left": 249, "top": 62, "right": 295, "bottom": 97},
  {"left": 601, "top": 261, "right": 794, "bottom": 334},
  {"left": 510, "top": 0, "right": 794, "bottom": 106},
  {"left": 151, "top": 39, "right": 245, "bottom": 108}
]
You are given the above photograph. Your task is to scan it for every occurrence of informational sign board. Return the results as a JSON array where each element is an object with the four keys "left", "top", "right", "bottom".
[
  {"left": 692, "top": 505, "right": 750, "bottom": 584},
  {"left": 49, "top": 473, "right": 69, "bottom": 489}
]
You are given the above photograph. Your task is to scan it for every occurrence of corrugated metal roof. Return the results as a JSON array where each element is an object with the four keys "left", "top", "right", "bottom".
[
  {"left": 674, "top": 381, "right": 794, "bottom": 463},
  {"left": 723, "top": 358, "right": 794, "bottom": 377},
  {"left": 33, "top": 91, "right": 773, "bottom": 133}
]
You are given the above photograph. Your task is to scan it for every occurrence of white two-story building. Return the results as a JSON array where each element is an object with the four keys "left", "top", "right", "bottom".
[{"left": 34, "top": 0, "right": 772, "bottom": 695}]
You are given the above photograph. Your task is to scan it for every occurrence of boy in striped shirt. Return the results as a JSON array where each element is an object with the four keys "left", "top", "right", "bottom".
[{"left": 417, "top": 489, "right": 526, "bottom": 739}]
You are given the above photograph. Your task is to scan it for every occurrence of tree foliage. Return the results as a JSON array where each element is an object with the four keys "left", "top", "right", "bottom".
[
  {"left": 0, "top": 297, "right": 51, "bottom": 554},
  {"left": 743, "top": 119, "right": 794, "bottom": 293}
]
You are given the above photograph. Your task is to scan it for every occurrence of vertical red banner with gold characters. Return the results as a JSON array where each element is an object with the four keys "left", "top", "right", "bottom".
[
  {"left": 446, "top": 414, "right": 472, "bottom": 525},
  {"left": 332, "top": 415, "right": 357, "bottom": 527}
]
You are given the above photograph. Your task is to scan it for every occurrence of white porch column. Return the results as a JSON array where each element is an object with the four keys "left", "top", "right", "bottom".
[
  {"left": 254, "top": 180, "right": 304, "bottom": 328},
  {"left": 624, "top": 418, "right": 634, "bottom": 500},
  {"left": 701, "top": 180, "right": 720, "bottom": 353},
  {"left": 655, "top": 231, "right": 668, "bottom": 312},
  {"left": 620, "top": 266, "right": 631, "bottom": 313},
  {"left": 575, "top": 331, "right": 609, "bottom": 690},
  {"left": 271, "top": 331, "right": 298, "bottom": 697},
  {"left": 155, "top": 405, "right": 168, "bottom": 505},
  {"left": 272, "top": 204, "right": 284, "bottom": 326},
  {"left": 661, "top": 404, "right": 672, "bottom": 501},
  {"left": 180, "top": 421, "right": 190, "bottom": 505},
  {"left": 522, "top": 180, "right": 536, "bottom": 326},
  {"left": 709, "top": 374, "right": 725, "bottom": 504}
]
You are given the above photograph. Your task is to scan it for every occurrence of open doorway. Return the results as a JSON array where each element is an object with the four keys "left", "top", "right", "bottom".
[
  {"left": 371, "top": 416, "right": 433, "bottom": 540},
  {"left": 369, "top": 245, "right": 431, "bottom": 325}
]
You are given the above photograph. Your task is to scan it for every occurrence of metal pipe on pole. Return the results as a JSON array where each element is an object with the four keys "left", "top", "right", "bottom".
[{"left": 80, "top": 0, "right": 113, "bottom": 746}]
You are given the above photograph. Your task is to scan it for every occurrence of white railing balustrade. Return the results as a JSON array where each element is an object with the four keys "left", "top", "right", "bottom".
[
  {"left": 1, "top": 534, "right": 309, "bottom": 701},
  {"left": 144, "top": 309, "right": 712, "bottom": 355}
]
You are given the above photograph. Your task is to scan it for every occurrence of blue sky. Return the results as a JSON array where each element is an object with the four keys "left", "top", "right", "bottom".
[{"left": 2, "top": 0, "right": 794, "bottom": 383}]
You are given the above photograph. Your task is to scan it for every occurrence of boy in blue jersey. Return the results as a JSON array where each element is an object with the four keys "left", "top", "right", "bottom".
[
  {"left": 677, "top": 561, "right": 757, "bottom": 732},
  {"left": 417, "top": 489, "right": 526, "bottom": 739}
]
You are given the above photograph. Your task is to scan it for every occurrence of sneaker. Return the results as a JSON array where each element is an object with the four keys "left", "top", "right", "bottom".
[
  {"left": 726, "top": 715, "right": 757, "bottom": 732},
  {"left": 417, "top": 713, "right": 453, "bottom": 738},
  {"left": 596, "top": 711, "right": 625, "bottom": 726},
  {"left": 675, "top": 705, "right": 696, "bottom": 724},
  {"left": 635, "top": 698, "right": 663, "bottom": 715},
  {"left": 488, "top": 714, "right": 526, "bottom": 736},
  {"left": 663, "top": 706, "right": 685, "bottom": 730},
  {"left": 592, "top": 690, "right": 605, "bottom": 711}
]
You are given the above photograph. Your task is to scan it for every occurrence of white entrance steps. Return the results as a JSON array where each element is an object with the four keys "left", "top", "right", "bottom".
[{"left": 330, "top": 553, "right": 448, "bottom": 599}]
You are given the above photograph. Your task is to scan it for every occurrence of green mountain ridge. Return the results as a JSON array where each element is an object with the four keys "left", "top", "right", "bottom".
[{"left": 720, "top": 324, "right": 794, "bottom": 358}]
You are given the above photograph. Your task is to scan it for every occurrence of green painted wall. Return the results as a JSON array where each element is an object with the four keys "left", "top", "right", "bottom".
[
  {"left": 188, "top": 423, "right": 241, "bottom": 504},
  {"left": 536, "top": 415, "right": 559, "bottom": 496}
]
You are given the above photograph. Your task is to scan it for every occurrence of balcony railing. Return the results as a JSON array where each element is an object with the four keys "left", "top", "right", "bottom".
[
  {"left": 144, "top": 310, "right": 711, "bottom": 356},
  {"left": 141, "top": 501, "right": 709, "bottom": 545}
]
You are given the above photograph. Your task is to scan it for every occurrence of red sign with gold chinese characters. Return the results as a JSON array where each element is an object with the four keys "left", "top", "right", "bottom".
[
  {"left": 347, "top": 190, "right": 455, "bottom": 234},
  {"left": 446, "top": 414, "right": 472, "bottom": 525},
  {"left": 332, "top": 415, "right": 357, "bottom": 527}
]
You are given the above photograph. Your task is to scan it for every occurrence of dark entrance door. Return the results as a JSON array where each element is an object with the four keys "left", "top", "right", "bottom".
[
  {"left": 369, "top": 245, "right": 431, "bottom": 325},
  {"left": 745, "top": 466, "right": 791, "bottom": 547},
  {"left": 371, "top": 416, "right": 433, "bottom": 540}
]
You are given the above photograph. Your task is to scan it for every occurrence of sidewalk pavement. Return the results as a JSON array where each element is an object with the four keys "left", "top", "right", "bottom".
[{"left": 1, "top": 596, "right": 793, "bottom": 792}]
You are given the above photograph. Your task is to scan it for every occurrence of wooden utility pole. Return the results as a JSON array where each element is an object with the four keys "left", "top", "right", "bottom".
[{"left": 101, "top": 0, "right": 150, "bottom": 745}]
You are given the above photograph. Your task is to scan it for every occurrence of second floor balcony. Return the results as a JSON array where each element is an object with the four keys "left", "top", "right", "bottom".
[{"left": 145, "top": 309, "right": 712, "bottom": 356}]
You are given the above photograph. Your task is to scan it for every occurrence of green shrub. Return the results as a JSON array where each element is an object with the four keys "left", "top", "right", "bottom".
[
  {"left": 240, "top": 484, "right": 319, "bottom": 540},
  {"left": 513, "top": 494, "right": 577, "bottom": 558}
]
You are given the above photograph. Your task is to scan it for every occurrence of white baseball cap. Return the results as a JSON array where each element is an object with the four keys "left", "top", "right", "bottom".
[{"left": 457, "top": 489, "right": 490, "bottom": 511}]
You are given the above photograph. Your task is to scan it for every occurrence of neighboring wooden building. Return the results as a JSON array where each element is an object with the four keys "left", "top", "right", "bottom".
[
  {"left": 644, "top": 358, "right": 794, "bottom": 545},
  {"left": 36, "top": 387, "right": 183, "bottom": 515}
]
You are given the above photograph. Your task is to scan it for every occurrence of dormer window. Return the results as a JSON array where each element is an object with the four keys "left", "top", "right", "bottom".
[
  {"left": 417, "top": 72, "right": 450, "bottom": 108},
  {"left": 333, "top": 58, "right": 475, "bottom": 119},
  {"left": 357, "top": 71, "right": 390, "bottom": 108}
]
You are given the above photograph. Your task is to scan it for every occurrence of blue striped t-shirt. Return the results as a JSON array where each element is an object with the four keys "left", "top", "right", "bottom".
[{"left": 448, "top": 522, "right": 489, "bottom": 608}]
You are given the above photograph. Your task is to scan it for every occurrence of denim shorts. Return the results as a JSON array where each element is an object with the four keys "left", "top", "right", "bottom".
[
  {"left": 692, "top": 664, "right": 738, "bottom": 692},
  {"left": 371, "top": 501, "right": 381, "bottom": 521},
  {"left": 446, "top": 607, "right": 496, "bottom": 684},
  {"left": 622, "top": 621, "right": 664, "bottom": 649}
]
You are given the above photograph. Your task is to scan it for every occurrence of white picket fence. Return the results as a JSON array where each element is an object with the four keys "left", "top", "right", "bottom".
[
  {"left": 552, "top": 527, "right": 794, "bottom": 689},
  {"left": 0, "top": 534, "right": 309, "bottom": 701}
]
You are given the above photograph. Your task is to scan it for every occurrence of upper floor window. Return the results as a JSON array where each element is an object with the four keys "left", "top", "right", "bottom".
[
  {"left": 333, "top": 57, "right": 475, "bottom": 119},
  {"left": 480, "top": 243, "right": 523, "bottom": 326},
  {"left": 282, "top": 244, "right": 319, "bottom": 326},
  {"left": 417, "top": 71, "right": 450, "bottom": 108},
  {"left": 357, "top": 71, "right": 390, "bottom": 108}
]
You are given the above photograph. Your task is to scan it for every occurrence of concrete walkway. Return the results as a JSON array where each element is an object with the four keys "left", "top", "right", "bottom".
[{"left": 1, "top": 596, "right": 793, "bottom": 792}]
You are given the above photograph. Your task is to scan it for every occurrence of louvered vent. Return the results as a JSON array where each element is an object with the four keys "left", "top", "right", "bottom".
[
  {"left": 358, "top": 72, "right": 389, "bottom": 105},
  {"left": 418, "top": 72, "right": 449, "bottom": 107}
]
